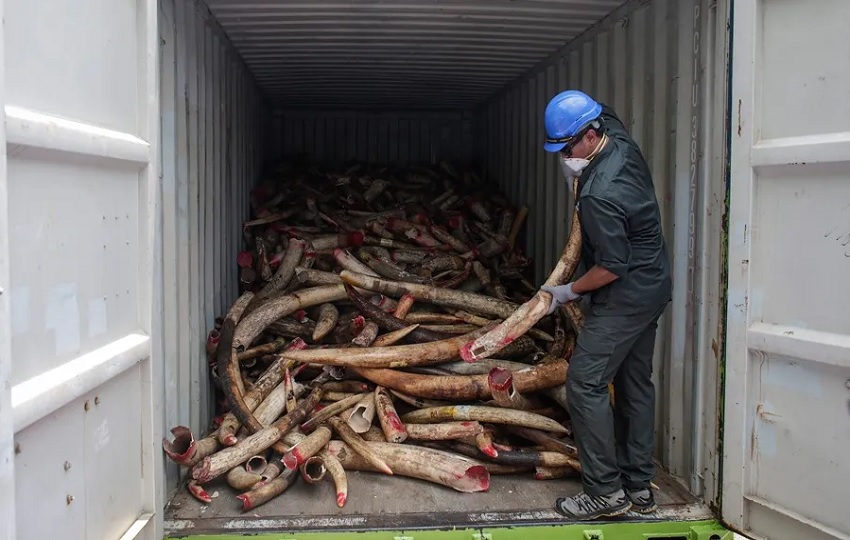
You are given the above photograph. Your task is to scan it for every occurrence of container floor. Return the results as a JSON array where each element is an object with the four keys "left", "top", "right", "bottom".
[{"left": 164, "top": 464, "right": 714, "bottom": 536}]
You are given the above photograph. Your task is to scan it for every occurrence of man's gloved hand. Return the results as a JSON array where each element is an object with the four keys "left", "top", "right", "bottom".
[{"left": 540, "top": 283, "right": 582, "bottom": 315}]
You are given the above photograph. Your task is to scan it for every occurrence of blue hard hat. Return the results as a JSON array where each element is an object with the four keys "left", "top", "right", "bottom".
[{"left": 543, "top": 90, "right": 602, "bottom": 152}]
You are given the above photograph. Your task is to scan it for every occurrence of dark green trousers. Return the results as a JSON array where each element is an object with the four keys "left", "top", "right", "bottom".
[{"left": 566, "top": 303, "right": 666, "bottom": 496}]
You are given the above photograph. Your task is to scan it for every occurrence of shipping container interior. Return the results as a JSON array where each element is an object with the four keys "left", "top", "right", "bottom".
[{"left": 158, "top": 0, "right": 730, "bottom": 535}]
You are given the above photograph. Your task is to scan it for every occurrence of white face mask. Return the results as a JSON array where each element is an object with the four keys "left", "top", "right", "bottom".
[
  {"left": 560, "top": 157, "right": 590, "bottom": 178},
  {"left": 558, "top": 132, "right": 608, "bottom": 180}
]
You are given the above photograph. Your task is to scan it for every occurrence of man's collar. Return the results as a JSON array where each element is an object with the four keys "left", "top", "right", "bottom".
[{"left": 578, "top": 136, "right": 614, "bottom": 192}]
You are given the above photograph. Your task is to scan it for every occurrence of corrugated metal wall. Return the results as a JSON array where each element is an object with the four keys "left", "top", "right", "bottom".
[
  {"left": 478, "top": 0, "right": 729, "bottom": 502},
  {"left": 158, "top": 0, "right": 266, "bottom": 491},
  {"left": 266, "top": 109, "right": 476, "bottom": 167},
  {"left": 480, "top": 0, "right": 683, "bottom": 285},
  {"left": 205, "top": 0, "right": 625, "bottom": 110}
]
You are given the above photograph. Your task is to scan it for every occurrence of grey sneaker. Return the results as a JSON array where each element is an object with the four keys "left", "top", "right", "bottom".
[
  {"left": 625, "top": 487, "right": 658, "bottom": 513},
  {"left": 554, "top": 489, "right": 632, "bottom": 520}
]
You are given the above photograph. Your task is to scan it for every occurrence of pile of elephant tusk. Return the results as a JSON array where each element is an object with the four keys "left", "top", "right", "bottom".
[{"left": 162, "top": 160, "right": 585, "bottom": 512}]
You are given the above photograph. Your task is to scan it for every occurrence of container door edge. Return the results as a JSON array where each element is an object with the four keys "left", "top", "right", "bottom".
[{"left": 724, "top": 0, "right": 850, "bottom": 538}]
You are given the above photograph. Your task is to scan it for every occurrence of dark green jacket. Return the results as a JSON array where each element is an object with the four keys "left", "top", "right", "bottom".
[{"left": 575, "top": 105, "right": 672, "bottom": 315}]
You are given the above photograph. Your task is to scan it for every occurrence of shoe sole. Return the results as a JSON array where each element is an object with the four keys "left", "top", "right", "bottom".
[
  {"left": 630, "top": 503, "right": 658, "bottom": 514},
  {"left": 554, "top": 499, "right": 633, "bottom": 521}
]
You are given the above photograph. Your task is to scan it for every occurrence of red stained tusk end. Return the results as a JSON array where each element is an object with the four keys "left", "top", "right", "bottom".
[
  {"left": 288, "top": 338, "right": 308, "bottom": 351},
  {"left": 222, "top": 434, "right": 238, "bottom": 447},
  {"left": 337, "top": 493, "right": 347, "bottom": 507},
  {"left": 459, "top": 342, "right": 480, "bottom": 363},
  {"left": 236, "top": 494, "right": 252, "bottom": 512},
  {"left": 188, "top": 481, "right": 212, "bottom": 504},
  {"left": 282, "top": 451, "right": 300, "bottom": 470},
  {"left": 467, "top": 465, "right": 491, "bottom": 491},
  {"left": 487, "top": 367, "right": 512, "bottom": 392},
  {"left": 237, "top": 251, "right": 254, "bottom": 268},
  {"left": 347, "top": 230, "right": 365, "bottom": 246}
]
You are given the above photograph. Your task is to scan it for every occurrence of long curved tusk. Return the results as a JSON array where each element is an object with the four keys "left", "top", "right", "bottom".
[{"left": 461, "top": 178, "right": 584, "bottom": 362}]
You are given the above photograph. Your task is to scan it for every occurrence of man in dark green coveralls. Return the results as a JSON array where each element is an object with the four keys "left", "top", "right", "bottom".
[{"left": 538, "top": 90, "right": 672, "bottom": 520}]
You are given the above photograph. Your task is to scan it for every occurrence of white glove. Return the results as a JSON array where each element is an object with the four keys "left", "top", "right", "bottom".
[{"left": 541, "top": 283, "right": 582, "bottom": 315}]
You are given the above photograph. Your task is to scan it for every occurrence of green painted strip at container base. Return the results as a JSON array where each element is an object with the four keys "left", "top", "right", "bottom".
[{"left": 166, "top": 519, "right": 732, "bottom": 540}]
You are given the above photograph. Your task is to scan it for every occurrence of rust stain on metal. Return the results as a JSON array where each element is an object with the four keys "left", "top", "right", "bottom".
[
  {"left": 756, "top": 403, "right": 780, "bottom": 423},
  {"left": 737, "top": 99, "right": 742, "bottom": 136}
]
